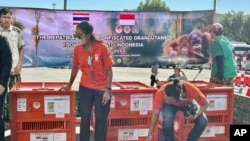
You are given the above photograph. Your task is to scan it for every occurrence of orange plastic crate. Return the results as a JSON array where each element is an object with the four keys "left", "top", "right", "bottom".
[
  {"left": 157, "top": 81, "right": 233, "bottom": 141},
  {"left": 74, "top": 81, "right": 156, "bottom": 141},
  {"left": 174, "top": 112, "right": 230, "bottom": 141},
  {"left": 10, "top": 82, "right": 76, "bottom": 141},
  {"left": 110, "top": 81, "right": 157, "bottom": 117},
  {"left": 180, "top": 81, "right": 232, "bottom": 141},
  {"left": 107, "top": 115, "right": 158, "bottom": 141}
]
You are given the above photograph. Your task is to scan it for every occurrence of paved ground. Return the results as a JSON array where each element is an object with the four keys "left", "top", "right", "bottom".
[
  {"left": 20, "top": 66, "right": 212, "bottom": 88},
  {"left": 4, "top": 66, "right": 246, "bottom": 141}
]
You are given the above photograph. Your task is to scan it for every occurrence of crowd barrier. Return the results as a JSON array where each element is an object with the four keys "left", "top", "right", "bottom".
[
  {"left": 234, "top": 72, "right": 250, "bottom": 96},
  {"left": 234, "top": 73, "right": 250, "bottom": 86}
]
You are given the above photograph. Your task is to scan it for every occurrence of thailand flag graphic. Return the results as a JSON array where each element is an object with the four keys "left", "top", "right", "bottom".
[
  {"left": 119, "top": 13, "right": 135, "bottom": 25},
  {"left": 72, "top": 13, "right": 89, "bottom": 25}
]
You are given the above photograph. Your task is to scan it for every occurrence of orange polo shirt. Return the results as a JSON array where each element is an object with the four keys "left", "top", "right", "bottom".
[
  {"left": 73, "top": 40, "right": 113, "bottom": 91},
  {"left": 153, "top": 81, "right": 207, "bottom": 110}
]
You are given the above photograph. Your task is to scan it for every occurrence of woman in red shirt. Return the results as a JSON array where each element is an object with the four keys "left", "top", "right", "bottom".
[{"left": 61, "top": 21, "right": 113, "bottom": 141}]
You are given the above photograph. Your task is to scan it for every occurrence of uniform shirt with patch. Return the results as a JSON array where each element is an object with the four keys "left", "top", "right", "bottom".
[
  {"left": 73, "top": 40, "right": 113, "bottom": 91},
  {"left": 0, "top": 25, "right": 25, "bottom": 72},
  {"left": 153, "top": 81, "right": 207, "bottom": 110}
]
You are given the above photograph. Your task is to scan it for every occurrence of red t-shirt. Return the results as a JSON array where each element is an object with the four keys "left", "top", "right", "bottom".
[
  {"left": 153, "top": 81, "right": 207, "bottom": 110},
  {"left": 73, "top": 41, "right": 113, "bottom": 91}
]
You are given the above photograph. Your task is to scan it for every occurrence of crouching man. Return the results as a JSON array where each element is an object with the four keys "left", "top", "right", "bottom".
[{"left": 146, "top": 79, "right": 209, "bottom": 141}]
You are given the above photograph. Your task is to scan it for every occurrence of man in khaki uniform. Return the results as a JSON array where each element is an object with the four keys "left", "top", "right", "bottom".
[{"left": 0, "top": 8, "right": 25, "bottom": 89}]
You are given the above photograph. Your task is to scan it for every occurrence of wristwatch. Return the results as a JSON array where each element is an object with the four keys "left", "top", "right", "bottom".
[{"left": 106, "top": 86, "right": 112, "bottom": 91}]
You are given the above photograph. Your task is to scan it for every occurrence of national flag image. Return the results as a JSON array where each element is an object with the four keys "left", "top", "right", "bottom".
[
  {"left": 72, "top": 13, "right": 89, "bottom": 25},
  {"left": 119, "top": 13, "right": 135, "bottom": 25}
]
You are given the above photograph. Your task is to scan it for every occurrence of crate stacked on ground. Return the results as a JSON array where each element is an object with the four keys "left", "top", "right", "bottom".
[
  {"left": 106, "top": 81, "right": 158, "bottom": 141},
  {"left": 10, "top": 82, "right": 76, "bottom": 141},
  {"left": 173, "top": 80, "right": 234, "bottom": 141}
]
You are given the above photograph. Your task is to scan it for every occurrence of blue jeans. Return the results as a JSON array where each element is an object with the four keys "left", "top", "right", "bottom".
[
  {"left": 79, "top": 86, "right": 110, "bottom": 141},
  {"left": 162, "top": 103, "right": 207, "bottom": 141}
]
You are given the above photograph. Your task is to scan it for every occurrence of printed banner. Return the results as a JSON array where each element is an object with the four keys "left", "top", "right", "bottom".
[{"left": 8, "top": 8, "right": 213, "bottom": 67}]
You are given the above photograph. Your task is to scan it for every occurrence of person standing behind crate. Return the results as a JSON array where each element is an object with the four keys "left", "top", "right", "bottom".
[
  {"left": 60, "top": 21, "right": 113, "bottom": 141},
  {"left": 146, "top": 79, "right": 209, "bottom": 141},
  {"left": 150, "top": 63, "right": 159, "bottom": 87},
  {"left": 167, "top": 67, "right": 188, "bottom": 81},
  {"left": 156, "top": 67, "right": 187, "bottom": 88},
  {"left": 0, "top": 35, "right": 12, "bottom": 141},
  {"left": 209, "top": 23, "right": 236, "bottom": 86}
]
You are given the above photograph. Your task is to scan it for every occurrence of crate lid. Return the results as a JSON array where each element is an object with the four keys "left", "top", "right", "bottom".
[
  {"left": 111, "top": 81, "right": 155, "bottom": 90},
  {"left": 11, "top": 82, "right": 68, "bottom": 91}
]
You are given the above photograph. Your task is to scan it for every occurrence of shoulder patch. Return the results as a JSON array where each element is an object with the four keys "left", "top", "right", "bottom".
[{"left": 12, "top": 26, "right": 21, "bottom": 33}]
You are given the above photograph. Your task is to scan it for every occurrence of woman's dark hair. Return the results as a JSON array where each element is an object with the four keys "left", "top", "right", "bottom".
[
  {"left": 164, "top": 79, "right": 181, "bottom": 100},
  {"left": 77, "top": 21, "right": 93, "bottom": 34},
  {"left": 76, "top": 21, "right": 101, "bottom": 41}
]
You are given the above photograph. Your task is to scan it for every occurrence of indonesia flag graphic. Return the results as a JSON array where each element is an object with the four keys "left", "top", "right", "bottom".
[
  {"left": 119, "top": 13, "right": 135, "bottom": 25},
  {"left": 72, "top": 13, "right": 89, "bottom": 25}
]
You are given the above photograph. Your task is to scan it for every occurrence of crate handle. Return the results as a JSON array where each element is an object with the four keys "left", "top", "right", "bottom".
[
  {"left": 120, "top": 87, "right": 139, "bottom": 89},
  {"left": 32, "top": 88, "right": 55, "bottom": 91}
]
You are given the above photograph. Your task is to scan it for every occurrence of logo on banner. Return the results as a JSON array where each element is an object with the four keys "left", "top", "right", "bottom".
[
  {"left": 115, "top": 25, "right": 122, "bottom": 33},
  {"left": 132, "top": 25, "right": 139, "bottom": 34},
  {"left": 72, "top": 13, "right": 89, "bottom": 25},
  {"left": 119, "top": 13, "right": 135, "bottom": 25},
  {"left": 124, "top": 25, "right": 131, "bottom": 34}
]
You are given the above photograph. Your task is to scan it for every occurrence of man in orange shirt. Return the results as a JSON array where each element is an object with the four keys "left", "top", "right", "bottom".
[
  {"left": 61, "top": 21, "right": 113, "bottom": 141},
  {"left": 147, "top": 79, "right": 209, "bottom": 141}
]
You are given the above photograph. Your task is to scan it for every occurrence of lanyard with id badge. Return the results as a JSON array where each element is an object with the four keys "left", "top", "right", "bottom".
[{"left": 88, "top": 55, "right": 95, "bottom": 80}]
